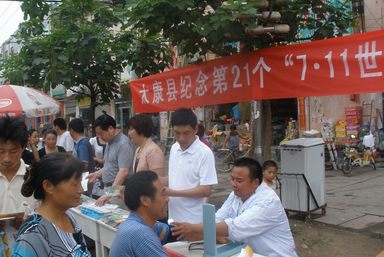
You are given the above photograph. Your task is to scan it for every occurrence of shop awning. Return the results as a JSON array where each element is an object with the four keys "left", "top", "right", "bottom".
[{"left": 130, "top": 29, "right": 384, "bottom": 113}]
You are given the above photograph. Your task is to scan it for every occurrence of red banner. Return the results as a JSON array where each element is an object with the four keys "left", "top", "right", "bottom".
[{"left": 130, "top": 30, "right": 384, "bottom": 113}]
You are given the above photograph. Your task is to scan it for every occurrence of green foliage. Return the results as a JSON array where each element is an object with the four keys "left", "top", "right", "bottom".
[
  {"left": 0, "top": 0, "right": 356, "bottom": 119},
  {"left": 1, "top": 0, "right": 137, "bottom": 120},
  {"left": 124, "top": 0, "right": 356, "bottom": 58}
]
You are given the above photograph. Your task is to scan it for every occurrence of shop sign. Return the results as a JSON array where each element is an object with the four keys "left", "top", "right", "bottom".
[
  {"left": 130, "top": 29, "right": 384, "bottom": 113},
  {"left": 78, "top": 97, "right": 91, "bottom": 107},
  {"left": 52, "top": 84, "right": 66, "bottom": 96}
]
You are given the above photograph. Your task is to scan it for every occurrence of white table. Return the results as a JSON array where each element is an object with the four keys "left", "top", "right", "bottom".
[
  {"left": 69, "top": 194, "right": 125, "bottom": 257},
  {"left": 69, "top": 207, "right": 102, "bottom": 257},
  {"left": 96, "top": 220, "right": 117, "bottom": 256},
  {"left": 70, "top": 196, "right": 264, "bottom": 257},
  {"left": 164, "top": 241, "right": 265, "bottom": 257}
]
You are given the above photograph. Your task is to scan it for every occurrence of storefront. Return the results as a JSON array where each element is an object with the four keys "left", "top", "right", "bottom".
[
  {"left": 65, "top": 101, "right": 76, "bottom": 122},
  {"left": 114, "top": 100, "right": 132, "bottom": 135},
  {"left": 271, "top": 98, "right": 298, "bottom": 145}
]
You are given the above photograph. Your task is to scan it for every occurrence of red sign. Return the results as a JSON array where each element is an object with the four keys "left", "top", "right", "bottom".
[
  {"left": 298, "top": 97, "right": 306, "bottom": 130},
  {"left": 130, "top": 30, "right": 384, "bottom": 113}
]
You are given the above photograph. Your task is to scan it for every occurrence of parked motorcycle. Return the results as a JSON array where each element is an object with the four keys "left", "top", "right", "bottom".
[{"left": 342, "top": 136, "right": 376, "bottom": 175}]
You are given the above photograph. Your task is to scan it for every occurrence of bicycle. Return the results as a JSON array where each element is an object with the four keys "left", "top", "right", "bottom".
[
  {"left": 152, "top": 135, "right": 166, "bottom": 154},
  {"left": 215, "top": 139, "right": 251, "bottom": 173}
]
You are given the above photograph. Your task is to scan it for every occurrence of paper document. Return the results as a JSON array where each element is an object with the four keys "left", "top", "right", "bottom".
[
  {"left": 0, "top": 213, "right": 23, "bottom": 256},
  {"left": 82, "top": 172, "right": 89, "bottom": 191}
]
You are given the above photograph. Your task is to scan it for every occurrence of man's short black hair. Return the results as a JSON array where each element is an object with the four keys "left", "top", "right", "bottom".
[
  {"left": 262, "top": 160, "right": 278, "bottom": 171},
  {"left": 127, "top": 114, "right": 153, "bottom": 138},
  {"left": 234, "top": 157, "right": 263, "bottom": 182},
  {"left": 69, "top": 118, "right": 85, "bottom": 134},
  {"left": 230, "top": 125, "right": 237, "bottom": 130},
  {"left": 54, "top": 118, "right": 67, "bottom": 130},
  {"left": 171, "top": 108, "right": 197, "bottom": 129},
  {"left": 124, "top": 171, "right": 158, "bottom": 211},
  {"left": 0, "top": 115, "right": 28, "bottom": 148},
  {"left": 93, "top": 114, "right": 116, "bottom": 131}
]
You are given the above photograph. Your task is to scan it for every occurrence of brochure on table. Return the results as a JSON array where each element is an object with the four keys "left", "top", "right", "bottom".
[{"left": 0, "top": 212, "right": 24, "bottom": 257}]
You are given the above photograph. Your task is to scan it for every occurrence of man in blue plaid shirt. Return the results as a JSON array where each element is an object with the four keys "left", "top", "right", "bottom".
[{"left": 110, "top": 171, "right": 176, "bottom": 256}]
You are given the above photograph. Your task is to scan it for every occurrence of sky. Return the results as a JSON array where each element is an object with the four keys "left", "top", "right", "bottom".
[{"left": 0, "top": 0, "right": 24, "bottom": 46}]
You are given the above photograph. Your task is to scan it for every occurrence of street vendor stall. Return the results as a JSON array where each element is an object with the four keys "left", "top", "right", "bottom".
[
  {"left": 0, "top": 84, "right": 63, "bottom": 117},
  {"left": 70, "top": 196, "right": 264, "bottom": 257}
]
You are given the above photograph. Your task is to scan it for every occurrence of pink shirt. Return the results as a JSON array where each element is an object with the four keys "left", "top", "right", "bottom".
[{"left": 133, "top": 138, "right": 165, "bottom": 174}]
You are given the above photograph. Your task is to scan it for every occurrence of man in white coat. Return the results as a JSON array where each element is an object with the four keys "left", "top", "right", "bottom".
[{"left": 171, "top": 157, "right": 297, "bottom": 257}]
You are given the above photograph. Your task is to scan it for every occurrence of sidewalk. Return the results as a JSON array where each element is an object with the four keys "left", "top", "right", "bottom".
[{"left": 312, "top": 166, "right": 384, "bottom": 237}]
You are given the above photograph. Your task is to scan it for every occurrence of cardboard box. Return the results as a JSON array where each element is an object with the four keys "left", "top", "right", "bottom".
[
  {"left": 346, "top": 125, "right": 360, "bottom": 131},
  {"left": 345, "top": 106, "right": 362, "bottom": 112},
  {"left": 335, "top": 126, "right": 346, "bottom": 132},
  {"left": 334, "top": 138, "right": 346, "bottom": 145},
  {"left": 346, "top": 122, "right": 361, "bottom": 126},
  {"left": 346, "top": 118, "right": 359, "bottom": 124},
  {"left": 345, "top": 115, "right": 361, "bottom": 120},
  {"left": 336, "top": 131, "right": 346, "bottom": 138},
  {"left": 346, "top": 131, "right": 358, "bottom": 138},
  {"left": 346, "top": 138, "right": 359, "bottom": 144},
  {"left": 345, "top": 110, "right": 361, "bottom": 116},
  {"left": 337, "top": 119, "right": 346, "bottom": 126},
  {"left": 215, "top": 131, "right": 229, "bottom": 143}
]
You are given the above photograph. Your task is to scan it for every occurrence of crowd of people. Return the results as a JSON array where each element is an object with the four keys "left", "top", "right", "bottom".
[{"left": 0, "top": 108, "right": 300, "bottom": 257}]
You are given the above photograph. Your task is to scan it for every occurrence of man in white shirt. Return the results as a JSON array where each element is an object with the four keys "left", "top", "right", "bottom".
[
  {"left": 0, "top": 115, "right": 39, "bottom": 231},
  {"left": 171, "top": 157, "right": 297, "bottom": 257},
  {"left": 53, "top": 118, "right": 74, "bottom": 155},
  {"left": 165, "top": 108, "right": 217, "bottom": 224}
]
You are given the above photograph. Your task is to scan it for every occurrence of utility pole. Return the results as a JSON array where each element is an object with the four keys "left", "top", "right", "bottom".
[{"left": 253, "top": 100, "right": 263, "bottom": 163}]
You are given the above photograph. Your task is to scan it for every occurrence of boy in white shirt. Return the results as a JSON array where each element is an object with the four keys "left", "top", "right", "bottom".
[{"left": 262, "top": 160, "right": 278, "bottom": 191}]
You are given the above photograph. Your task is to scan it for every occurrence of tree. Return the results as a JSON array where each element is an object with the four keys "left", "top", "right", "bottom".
[
  {"left": 0, "top": 0, "right": 136, "bottom": 127},
  {"left": 2, "top": 0, "right": 355, "bottom": 159},
  {"left": 122, "top": 0, "right": 355, "bottom": 161}
]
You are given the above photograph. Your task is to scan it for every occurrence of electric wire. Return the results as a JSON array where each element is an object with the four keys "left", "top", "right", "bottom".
[
  {"left": 0, "top": 4, "right": 21, "bottom": 31},
  {"left": 0, "top": 1, "right": 13, "bottom": 20}
]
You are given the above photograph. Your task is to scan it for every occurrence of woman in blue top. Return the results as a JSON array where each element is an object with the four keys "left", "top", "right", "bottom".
[{"left": 13, "top": 153, "right": 90, "bottom": 257}]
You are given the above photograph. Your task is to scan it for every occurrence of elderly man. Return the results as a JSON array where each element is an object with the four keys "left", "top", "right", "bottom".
[
  {"left": 171, "top": 158, "right": 298, "bottom": 257},
  {"left": 87, "top": 115, "right": 133, "bottom": 210}
]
